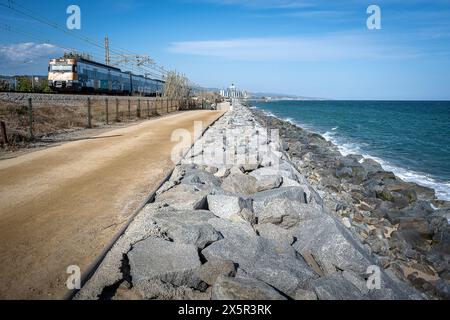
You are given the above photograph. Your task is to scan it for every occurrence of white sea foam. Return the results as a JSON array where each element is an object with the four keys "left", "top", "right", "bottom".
[{"left": 322, "top": 131, "right": 450, "bottom": 201}]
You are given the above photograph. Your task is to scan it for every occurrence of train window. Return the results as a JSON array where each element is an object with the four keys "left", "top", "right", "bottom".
[{"left": 50, "top": 65, "right": 73, "bottom": 72}]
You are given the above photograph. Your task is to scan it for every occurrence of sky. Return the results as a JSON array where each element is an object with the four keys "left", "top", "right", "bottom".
[{"left": 1, "top": 0, "right": 450, "bottom": 100}]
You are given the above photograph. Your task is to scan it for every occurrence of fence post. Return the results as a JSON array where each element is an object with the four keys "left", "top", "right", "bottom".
[
  {"left": 87, "top": 98, "right": 92, "bottom": 128},
  {"left": 27, "top": 98, "right": 34, "bottom": 140},
  {"left": 105, "top": 98, "right": 109, "bottom": 124},
  {"left": 0, "top": 121, "right": 8, "bottom": 148},
  {"left": 166, "top": 98, "right": 169, "bottom": 114},
  {"left": 137, "top": 99, "right": 141, "bottom": 118},
  {"left": 116, "top": 98, "right": 119, "bottom": 122},
  {"left": 147, "top": 100, "right": 150, "bottom": 118},
  {"left": 128, "top": 99, "right": 131, "bottom": 119}
]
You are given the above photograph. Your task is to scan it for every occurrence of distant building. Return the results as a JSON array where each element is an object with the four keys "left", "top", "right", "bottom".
[{"left": 220, "top": 83, "right": 249, "bottom": 99}]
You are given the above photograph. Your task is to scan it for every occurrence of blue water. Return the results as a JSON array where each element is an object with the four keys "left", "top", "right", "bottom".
[{"left": 252, "top": 100, "right": 450, "bottom": 201}]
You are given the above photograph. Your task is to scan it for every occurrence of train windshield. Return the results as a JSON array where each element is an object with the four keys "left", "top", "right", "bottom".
[{"left": 50, "top": 65, "right": 74, "bottom": 72}]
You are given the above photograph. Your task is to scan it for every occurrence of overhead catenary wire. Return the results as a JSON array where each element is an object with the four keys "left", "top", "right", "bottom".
[
  {"left": 1, "top": 0, "right": 207, "bottom": 91},
  {"left": 0, "top": 0, "right": 170, "bottom": 80}
]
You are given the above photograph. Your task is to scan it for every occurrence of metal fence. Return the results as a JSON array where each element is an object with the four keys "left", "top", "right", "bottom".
[{"left": 0, "top": 95, "right": 209, "bottom": 148}]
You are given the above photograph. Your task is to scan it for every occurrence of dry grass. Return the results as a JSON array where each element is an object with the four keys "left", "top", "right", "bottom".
[
  {"left": 0, "top": 101, "right": 87, "bottom": 148},
  {"left": 0, "top": 98, "right": 194, "bottom": 150}
]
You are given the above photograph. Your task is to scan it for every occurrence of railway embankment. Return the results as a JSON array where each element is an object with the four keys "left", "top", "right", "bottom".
[{"left": 76, "top": 101, "right": 429, "bottom": 300}]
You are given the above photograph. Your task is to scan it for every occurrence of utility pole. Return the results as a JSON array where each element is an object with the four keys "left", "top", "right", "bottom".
[{"left": 105, "top": 36, "right": 110, "bottom": 66}]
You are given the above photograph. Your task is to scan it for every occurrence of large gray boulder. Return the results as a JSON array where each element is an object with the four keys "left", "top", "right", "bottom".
[
  {"left": 128, "top": 238, "right": 203, "bottom": 290},
  {"left": 207, "top": 194, "right": 254, "bottom": 221},
  {"left": 202, "top": 219, "right": 317, "bottom": 297},
  {"left": 291, "top": 213, "right": 373, "bottom": 275},
  {"left": 221, "top": 173, "right": 258, "bottom": 195},
  {"left": 155, "top": 184, "right": 209, "bottom": 210},
  {"left": 212, "top": 276, "right": 287, "bottom": 300},
  {"left": 258, "top": 199, "right": 323, "bottom": 229},
  {"left": 251, "top": 187, "right": 307, "bottom": 215},
  {"left": 151, "top": 209, "right": 222, "bottom": 249},
  {"left": 256, "top": 176, "right": 283, "bottom": 192}
]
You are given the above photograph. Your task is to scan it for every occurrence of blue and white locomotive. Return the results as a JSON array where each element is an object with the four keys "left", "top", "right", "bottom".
[{"left": 48, "top": 57, "right": 164, "bottom": 96}]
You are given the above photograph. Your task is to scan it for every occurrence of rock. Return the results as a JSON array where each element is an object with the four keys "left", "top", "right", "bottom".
[
  {"left": 312, "top": 273, "right": 366, "bottom": 300},
  {"left": 221, "top": 173, "right": 258, "bottom": 195},
  {"left": 229, "top": 166, "right": 244, "bottom": 176},
  {"left": 203, "top": 229, "right": 317, "bottom": 297},
  {"left": 376, "top": 189, "right": 409, "bottom": 208},
  {"left": 291, "top": 213, "right": 373, "bottom": 275},
  {"left": 431, "top": 225, "right": 450, "bottom": 255},
  {"left": 336, "top": 167, "right": 353, "bottom": 179},
  {"left": 260, "top": 151, "right": 282, "bottom": 167},
  {"left": 398, "top": 217, "right": 431, "bottom": 238},
  {"left": 434, "top": 280, "right": 450, "bottom": 299},
  {"left": 181, "top": 169, "right": 221, "bottom": 187},
  {"left": 360, "top": 158, "right": 383, "bottom": 174},
  {"left": 206, "top": 217, "right": 258, "bottom": 241},
  {"left": 241, "top": 162, "right": 260, "bottom": 172},
  {"left": 387, "top": 182, "right": 436, "bottom": 202},
  {"left": 392, "top": 230, "right": 431, "bottom": 252},
  {"left": 255, "top": 223, "right": 295, "bottom": 245},
  {"left": 239, "top": 208, "right": 257, "bottom": 225},
  {"left": 134, "top": 278, "right": 210, "bottom": 300},
  {"left": 197, "top": 260, "right": 237, "bottom": 286},
  {"left": 342, "top": 217, "right": 352, "bottom": 229},
  {"left": 351, "top": 166, "right": 369, "bottom": 181},
  {"left": 256, "top": 176, "right": 283, "bottom": 192},
  {"left": 281, "top": 177, "right": 301, "bottom": 187},
  {"left": 400, "top": 201, "right": 435, "bottom": 219},
  {"left": 128, "top": 238, "right": 203, "bottom": 289},
  {"left": 151, "top": 209, "right": 222, "bottom": 249},
  {"left": 212, "top": 276, "right": 287, "bottom": 300},
  {"left": 155, "top": 184, "right": 209, "bottom": 210},
  {"left": 258, "top": 199, "right": 305, "bottom": 229},
  {"left": 342, "top": 270, "right": 369, "bottom": 295},
  {"left": 252, "top": 187, "right": 307, "bottom": 213},
  {"left": 250, "top": 167, "right": 298, "bottom": 183},
  {"left": 207, "top": 194, "right": 253, "bottom": 221},
  {"left": 294, "top": 289, "right": 318, "bottom": 301},
  {"left": 214, "top": 167, "right": 230, "bottom": 179}
]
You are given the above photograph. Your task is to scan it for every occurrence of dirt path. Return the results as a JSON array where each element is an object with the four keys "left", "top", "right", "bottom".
[{"left": 0, "top": 108, "right": 226, "bottom": 300}]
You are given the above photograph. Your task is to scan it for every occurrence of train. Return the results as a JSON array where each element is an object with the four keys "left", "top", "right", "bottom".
[{"left": 48, "top": 57, "right": 165, "bottom": 96}]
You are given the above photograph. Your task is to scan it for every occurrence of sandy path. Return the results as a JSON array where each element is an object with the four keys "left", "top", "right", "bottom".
[{"left": 0, "top": 109, "right": 225, "bottom": 300}]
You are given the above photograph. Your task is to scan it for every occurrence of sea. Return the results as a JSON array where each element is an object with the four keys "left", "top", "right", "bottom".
[{"left": 251, "top": 100, "right": 450, "bottom": 201}]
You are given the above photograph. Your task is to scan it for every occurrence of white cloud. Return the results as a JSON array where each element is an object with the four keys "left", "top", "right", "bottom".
[
  {"left": 168, "top": 34, "right": 421, "bottom": 61},
  {"left": 0, "top": 42, "right": 62, "bottom": 64}
]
